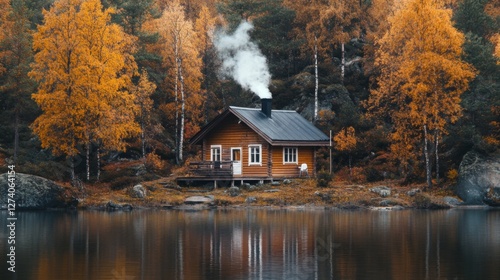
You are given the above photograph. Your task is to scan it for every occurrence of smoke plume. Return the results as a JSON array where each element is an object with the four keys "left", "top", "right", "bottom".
[{"left": 214, "top": 21, "right": 272, "bottom": 99}]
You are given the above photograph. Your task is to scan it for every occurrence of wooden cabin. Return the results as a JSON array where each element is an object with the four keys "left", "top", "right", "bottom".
[{"left": 179, "top": 99, "right": 330, "bottom": 186}]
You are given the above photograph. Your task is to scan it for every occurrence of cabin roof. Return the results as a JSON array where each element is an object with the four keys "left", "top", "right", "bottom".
[{"left": 190, "top": 106, "right": 330, "bottom": 146}]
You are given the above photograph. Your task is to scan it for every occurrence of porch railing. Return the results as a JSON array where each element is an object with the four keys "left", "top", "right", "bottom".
[{"left": 188, "top": 161, "right": 233, "bottom": 177}]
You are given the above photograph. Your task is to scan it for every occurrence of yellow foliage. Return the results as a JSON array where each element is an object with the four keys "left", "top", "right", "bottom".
[
  {"left": 30, "top": 0, "right": 140, "bottom": 157},
  {"left": 367, "top": 0, "right": 476, "bottom": 169},
  {"left": 334, "top": 126, "right": 357, "bottom": 152},
  {"left": 446, "top": 169, "right": 458, "bottom": 182}
]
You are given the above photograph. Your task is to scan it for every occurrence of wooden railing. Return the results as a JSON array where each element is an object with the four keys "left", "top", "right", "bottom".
[{"left": 189, "top": 161, "right": 233, "bottom": 177}]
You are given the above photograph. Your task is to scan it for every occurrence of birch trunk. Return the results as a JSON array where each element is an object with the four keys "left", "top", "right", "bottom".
[
  {"left": 341, "top": 42, "right": 345, "bottom": 84},
  {"left": 96, "top": 145, "right": 101, "bottom": 182},
  {"left": 86, "top": 142, "right": 90, "bottom": 182},
  {"left": 435, "top": 130, "right": 439, "bottom": 185},
  {"left": 423, "top": 125, "right": 432, "bottom": 190},
  {"left": 141, "top": 114, "right": 146, "bottom": 160},
  {"left": 178, "top": 57, "right": 185, "bottom": 163},
  {"left": 314, "top": 36, "right": 319, "bottom": 122},
  {"left": 173, "top": 36, "right": 180, "bottom": 165}
]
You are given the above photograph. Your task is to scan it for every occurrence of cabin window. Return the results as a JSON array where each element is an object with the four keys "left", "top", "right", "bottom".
[
  {"left": 211, "top": 145, "right": 221, "bottom": 162},
  {"left": 248, "top": 144, "right": 262, "bottom": 165},
  {"left": 283, "top": 147, "right": 298, "bottom": 164}
]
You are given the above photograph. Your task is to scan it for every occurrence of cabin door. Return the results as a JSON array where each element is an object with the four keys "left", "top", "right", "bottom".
[{"left": 231, "top": 148, "right": 242, "bottom": 175}]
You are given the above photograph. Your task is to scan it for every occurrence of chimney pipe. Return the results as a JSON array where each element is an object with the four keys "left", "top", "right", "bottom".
[{"left": 261, "top": 98, "right": 272, "bottom": 118}]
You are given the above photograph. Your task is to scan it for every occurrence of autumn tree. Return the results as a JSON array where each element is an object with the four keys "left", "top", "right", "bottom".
[
  {"left": 0, "top": 0, "right": 36, "bottom": 163},
  {"left": 194, "top": 4, "right": 219, "bottom": 123},
  {"left": 133, "top": 68, "right": 156, "bottom": 159},
  {"left": 155, "top": 0, "right": 203, "bottom": 164},
  {"left": 284, "top": 0, "right": 330, "bottom": 122},
  {"left": 334, "top": 126, "right": 357, "bottom": 179},
  {"left": 31, "top": 0, "right": 140, "bottom": 181},
  {"left": 319, "top": 0, "right": 363, "bottom": 83},
  {"left": 367, "top": 0, "right": 476, "bottom": 189}
]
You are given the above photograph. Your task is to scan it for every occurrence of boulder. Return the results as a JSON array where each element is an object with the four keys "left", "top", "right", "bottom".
[
  {"left": 370, "top": 186, "right": 391, "bottom": 197},
  {"left": 227, "top": 186, "right": 241, "bottom": 197},
  {"left": 184, "top": 196, "right": 214, "bottom": 204},
  {"left": 0, "top": 173, "right": 67, "bottom": 209},
  {"left": 456, "top": 152, "right": 500, "bottom": 206},
  {"left": 245, "top": 196, "right": 257, "bottom": 203},
  {"left": 283, "top": 179, "right": 292, "bottom": 185},
  {"left": 129, "top": 184, "right": 147, "bottom": 199},
  {"left": 443, "top": 196, "right": 462, "bottom": 207},
  {"left": 106, "top": 200, "right": 132, "bottom": 211},
  {"left": 407, "top": 188, "right": 421, "bottom": 197}
]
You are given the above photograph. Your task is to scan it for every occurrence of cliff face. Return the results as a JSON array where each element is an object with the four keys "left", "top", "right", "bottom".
[{"left": 456, "top": 152, "right": 500, "bottom": 206}]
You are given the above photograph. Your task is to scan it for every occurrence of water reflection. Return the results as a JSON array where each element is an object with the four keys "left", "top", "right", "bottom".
[{"left": 1, "top": 209, "right": 499, "bottom": 279}]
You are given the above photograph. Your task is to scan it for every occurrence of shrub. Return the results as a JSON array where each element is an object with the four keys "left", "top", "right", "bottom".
[
  {"left": 316, "top": 171, "right": 333, "bottom": 188},
  {"left": 145, "top": 152, "right": 164, "bottom": 172},
  {"left": 446, "top": 169, "right": 459, "bottom": 183}
]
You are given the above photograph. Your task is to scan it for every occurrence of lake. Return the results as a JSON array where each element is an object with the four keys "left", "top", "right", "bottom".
[{"left": 1, "top": 208, "right": 500, "bottom": 279}]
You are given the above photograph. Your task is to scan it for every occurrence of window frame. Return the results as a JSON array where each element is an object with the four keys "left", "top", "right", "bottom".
[
  {"left": 210, "top": 145, "right": 222, "bottom": 162},
  {"left": 248, "top": 144, "right": 262, "bottom": 166},
  {"left": 283, "top": 147, "right": 298, "bottom": 164}
]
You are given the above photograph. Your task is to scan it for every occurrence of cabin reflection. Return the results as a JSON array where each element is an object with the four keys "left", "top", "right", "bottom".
[{"left": 2, "top": 209, "right": 499, "bottom": 280}]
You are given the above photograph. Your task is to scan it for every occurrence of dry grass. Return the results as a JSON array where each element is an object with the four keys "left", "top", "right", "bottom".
[{"left": 72, "top": 176, "right": 459, "bottom": 209}]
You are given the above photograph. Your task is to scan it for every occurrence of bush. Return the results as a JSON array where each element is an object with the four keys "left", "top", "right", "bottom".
[
  {"left": 316, "top": 171, "right": 333, "bottom": 188},
  {"left": 145, "top": 152, "right": 164, "bottom": 172},
  {"left": 446, "top": 169, "right": 459, "bottom": 183}
]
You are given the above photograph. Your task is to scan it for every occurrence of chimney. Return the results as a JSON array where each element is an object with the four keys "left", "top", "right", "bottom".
[{"left": 261, "top": 98, "right": 272, "bottom": 118}]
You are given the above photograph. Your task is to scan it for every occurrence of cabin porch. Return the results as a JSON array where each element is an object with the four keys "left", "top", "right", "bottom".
[{"left": 176, "top": 160, "right": 276, "bottom": 188}]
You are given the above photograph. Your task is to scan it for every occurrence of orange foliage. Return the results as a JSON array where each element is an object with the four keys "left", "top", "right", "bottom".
[
  {"left": 367, "top": 0, "right": 476, "bottom": 172},
  {"left": 30, "top": 0, "right": 140, "bottom": 157}
]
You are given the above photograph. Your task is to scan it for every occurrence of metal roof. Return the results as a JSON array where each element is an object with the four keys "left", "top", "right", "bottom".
[
  {"left": 230, "top": 106, "right": 330, "bottom": 146},
  {"left": 190, "top": 106, "right": 330, "bottom": 146}
]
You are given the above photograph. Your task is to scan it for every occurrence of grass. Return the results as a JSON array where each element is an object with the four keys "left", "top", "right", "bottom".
[{"left": 69, "top": 176, "right": 460, "bottom": 209}]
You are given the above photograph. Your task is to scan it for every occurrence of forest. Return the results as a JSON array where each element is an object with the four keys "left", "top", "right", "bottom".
[{"left": 0, "top": 0, "right": 498, "bottom": 189}]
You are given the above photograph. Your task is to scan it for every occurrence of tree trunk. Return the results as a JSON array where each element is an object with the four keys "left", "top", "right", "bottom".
[
  {"left": 341, "top": 42, "right": 345, "bottom": 84},
  {"left": 314, "top": 36, "right": 319, "bottom": 123},
  {"left": 96, "top": 145, "right": 101, "bottom": 182},
  {"left": 141, "top": 114, "right": 146, "bottom": 160},
  {"left": 86, "top": 142, "right": 90, "bottom": 182},
  {"left": 174, "top": 39, "right": 180, "bottom": 165},
  {"left": 178, "top": 57, "right": 185, "bottom": 164},
  {"left": 435, "top": 130, "right": 439, "bottom": 185},
  {"left": 70, "top": 156, "right": 75, "bottom": 181},
  {"left": 423, "top": 125, "right": 432, "bottom": 190},
  {"left": 13, "top": 107, "right": 19, "bottom": 164}
]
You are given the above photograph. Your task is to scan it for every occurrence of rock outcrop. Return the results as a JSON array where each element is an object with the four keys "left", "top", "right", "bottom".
[
  {"left": 0, "top": 173, "right": 68, "bottom": 209},
  {"left": 456, "top": 152, "right": 500, "bottom": 206}
]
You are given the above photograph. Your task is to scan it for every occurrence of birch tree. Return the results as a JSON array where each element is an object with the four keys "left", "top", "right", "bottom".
[
  {"left": 284, "top": 0, "right": 329, "bottom": 122},
  {"left": 31, "top": 0, "right": 140, "bottom": 182},
  {"left": 320, "top": 0, "right": 362, "bottom": 84},
  {"left": 156, "top": 0, "right": 202, "bottom": 164},
  {"left": 367, "top": 0, "right": 476, "bottom": 189}
]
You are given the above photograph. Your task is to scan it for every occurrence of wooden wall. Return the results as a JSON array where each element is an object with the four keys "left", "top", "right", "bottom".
[
  {"left": 203, "top": 114, "right": 270, "bottom": 177},
  {"left": 201, "top": 113, "right": 317, "bottom": 178},
  {"left": 271, "top": 146, "right": 315, "bottom": 178}
]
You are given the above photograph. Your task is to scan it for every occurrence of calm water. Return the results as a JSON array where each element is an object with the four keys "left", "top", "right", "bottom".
[{"left": 1, "top": 208, "right": 500, "bottom": 280}]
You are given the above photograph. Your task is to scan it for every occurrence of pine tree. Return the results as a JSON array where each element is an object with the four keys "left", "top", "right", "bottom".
[{"left": 0, "top": 0, "right": 36, "bottom": 163}]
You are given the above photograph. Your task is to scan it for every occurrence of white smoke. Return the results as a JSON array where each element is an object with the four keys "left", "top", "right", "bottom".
[{"left": 214, "top": 21, "right": 272, "bottom": 99}]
